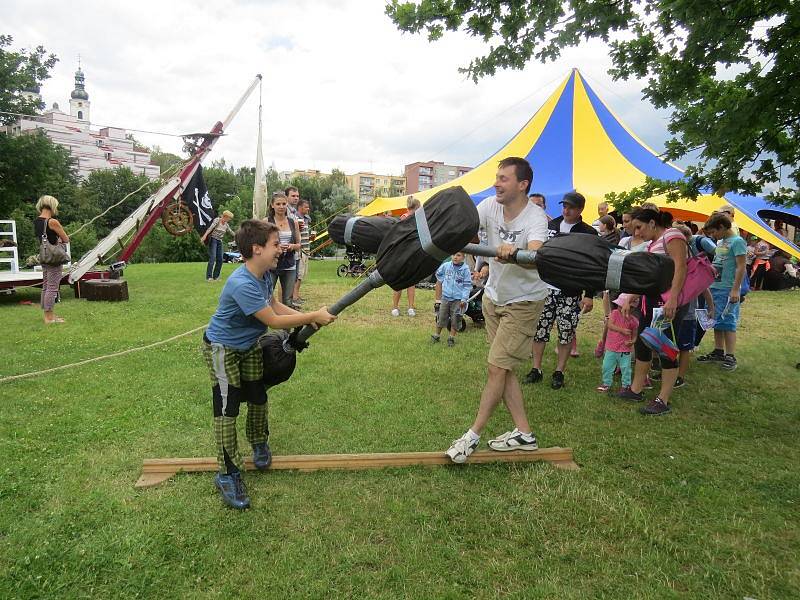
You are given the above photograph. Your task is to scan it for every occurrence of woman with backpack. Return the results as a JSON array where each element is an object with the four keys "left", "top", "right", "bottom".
[{"left": 617, "top": 208, "right": 688, "bottom": 415}]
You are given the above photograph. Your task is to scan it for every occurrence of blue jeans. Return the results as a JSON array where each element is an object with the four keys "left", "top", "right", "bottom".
[
  {"left": 207, "top": 238, "right": 223, "bottom": 280},
  {"left": 270, "top": 269, "right": 296, "bottom": 305}
]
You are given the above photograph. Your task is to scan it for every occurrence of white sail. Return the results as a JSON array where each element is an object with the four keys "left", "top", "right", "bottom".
[{"left": 252, "top": 88, "right": 267, "bottom": 219}]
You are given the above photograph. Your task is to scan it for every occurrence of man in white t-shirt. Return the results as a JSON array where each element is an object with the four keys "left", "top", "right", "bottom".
[{"left": 446, "top": 157, "right": 550, "bottom": 464}]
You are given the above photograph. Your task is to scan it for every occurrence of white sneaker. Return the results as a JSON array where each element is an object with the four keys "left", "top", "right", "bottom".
[
  {"left": 391, "top": 308, "right": 400, "bottom": 317},
  {"left": 446, "top": 435, "right": 479, "bottom": 464},
  {"left": 407, "top": 308, "right": 416, "bottom": 317},
  {"left": 487, "top": 428, "right": 538, "bottom": 452}
]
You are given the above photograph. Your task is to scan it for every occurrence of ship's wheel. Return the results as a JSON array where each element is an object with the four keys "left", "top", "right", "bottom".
[{"left": 162, "top": 200, "right": 193, "bottom": 236}]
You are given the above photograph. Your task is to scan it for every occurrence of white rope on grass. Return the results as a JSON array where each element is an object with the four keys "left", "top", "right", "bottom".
[{"left": 0, "top": 324, "right": 206, "bottom": 384}]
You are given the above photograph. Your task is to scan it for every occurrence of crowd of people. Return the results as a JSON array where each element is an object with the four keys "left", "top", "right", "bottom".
[{"left": 201, "top": 185, "right": 316, "bottom": 309}]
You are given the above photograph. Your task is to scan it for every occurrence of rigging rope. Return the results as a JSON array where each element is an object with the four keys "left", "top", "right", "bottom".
[{"left": 0, "top": 324, "right": 206, "bottom": 384}]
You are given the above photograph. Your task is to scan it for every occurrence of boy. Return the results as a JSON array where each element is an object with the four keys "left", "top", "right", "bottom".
[
  {"left": 431, "top": 251, "right": 472, "bottom": 347},
  {"left": 697, "top": 213, "right": 746, "bottom": 371},
  {"left": 203, "top": 220, "right": 335, "bottom": 509}
]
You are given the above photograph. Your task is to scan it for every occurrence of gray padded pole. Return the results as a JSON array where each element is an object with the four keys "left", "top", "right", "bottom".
[
  {"left": 294, "top": 269, "right": 385, "bottom": 345},
  {"left": 461, "top": 243, "right": 537, "bottom": 266}
]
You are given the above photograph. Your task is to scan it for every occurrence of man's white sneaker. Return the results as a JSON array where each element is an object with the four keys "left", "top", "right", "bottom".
[
  {"left": 445, "top": 435, "right": 479, "bottom": 464},
  {"left": 391, "top": 308, "right": 400, "bottom": 317},
  {"left": 487, "top": 428, "right": 538, "bottom": 452},
  {"left": 407, "top": 308, "right": 416, "bottom": 317}
]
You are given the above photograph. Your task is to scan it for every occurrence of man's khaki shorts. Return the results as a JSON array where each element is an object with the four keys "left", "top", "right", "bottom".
[
  {"left": 297, "top": 252, "right": 309, "bottom": 280},
  {"left": 482, "top": 295, "right": 545, "bottom": 370}
]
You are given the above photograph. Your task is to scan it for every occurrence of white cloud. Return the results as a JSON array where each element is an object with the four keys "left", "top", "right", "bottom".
[{"left": 5, "top": 0, "right": 677, "bottom": 175}]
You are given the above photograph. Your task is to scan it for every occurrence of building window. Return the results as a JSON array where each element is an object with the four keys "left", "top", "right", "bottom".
[
  {"left": 77, "top": 111, "right": 83, "bottom": 120},
  {"left": 105, "top": 152, "right": 111, "bottom": 160}
]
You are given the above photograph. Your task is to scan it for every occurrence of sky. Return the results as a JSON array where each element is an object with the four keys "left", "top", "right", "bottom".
[{"left": 5, "top": 0, "right": 677, "bottom": 177}]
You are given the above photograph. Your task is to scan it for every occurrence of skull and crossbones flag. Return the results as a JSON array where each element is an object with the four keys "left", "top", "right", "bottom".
[{"left": 183, "top": 165, "right": 217, "bottom": 234}]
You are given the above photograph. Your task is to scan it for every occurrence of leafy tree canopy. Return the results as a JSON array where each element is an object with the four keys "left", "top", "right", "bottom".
[
  {"left": 386, "top": 1, "right": 800, "bottom": 206},
  {"left": 0, "top": 34, "right": 57, "bottom": 123}
]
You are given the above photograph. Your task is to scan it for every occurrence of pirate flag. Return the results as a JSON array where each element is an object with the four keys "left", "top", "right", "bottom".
[{"left": 183, "top": 165, "right": 216, "bottom": 235}]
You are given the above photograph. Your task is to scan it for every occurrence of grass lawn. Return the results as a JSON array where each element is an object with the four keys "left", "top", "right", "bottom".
[{"left": 1, "top": 260, "right": 798, "bottom": 599}]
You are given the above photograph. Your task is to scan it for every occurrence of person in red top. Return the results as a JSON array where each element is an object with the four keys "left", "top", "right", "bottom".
[
  {"left": 596, "top": 297, "right": 639, "bottom": 393},
  {"left": 391, "top": 196, "right": 421, "bottom": 317}
]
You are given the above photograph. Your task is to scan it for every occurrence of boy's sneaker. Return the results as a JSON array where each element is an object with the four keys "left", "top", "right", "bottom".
[
  {"left": 596, "top": 384, "right": 611, "bottom": 393},
  {"left": 721, "top": 354, "right": 737, "bottom": 371},
  {"left": 551, "top": 370, "right": 565, "bottom": 390},
  {"left": 673, "top": 376, "right": 686, "bottom": 388},
  {"left": 431, "top": 334, "right": 440, "bottom": 344},
  {"left": 446, "top": 434, "right": 480, "bottom": 464},
  {"left": 524, "top": 367, "right": 543, "bottom": 384},
  {"left": 618, "top": 387, "right": 644, "bottom": 402},
  {"left": 447, "top": 337, "right": 455, "bottom": 347},
  {"left": 407, "top": 308, "right": 416, "bottom": 317},
  {"left": 488, "top": 428, "right": 538, "bottom": 452},
  {"left": 640, "top": 397, "right": 671, "bottom": 416},
  {"left": 214, "top": 472, "right": 250, "bottom": 510},
  {"left": 252, "top": 442, "right": 272, "bottom": 470},
  {"left": 391, "top": 308, "right": 400, "bottom": 317},
  {"left": 697, "top": 349, "right": 725, "bottom": 363}
]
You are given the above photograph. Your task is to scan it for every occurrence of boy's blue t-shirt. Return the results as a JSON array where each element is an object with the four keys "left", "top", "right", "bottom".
[
  {"left": 435, "top": 260, "right": 472, "bottom": 302},
  {"left": 711, "top": 234, "right": 746, "bottom": 290},
  {"left": 205, "top": 265, "right": 273, "bottom": 350}
]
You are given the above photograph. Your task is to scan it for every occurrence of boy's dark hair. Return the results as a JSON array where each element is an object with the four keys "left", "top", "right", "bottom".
[
  {"left": 688, "top": 222, "right": 699, "bottom": 234},
  {"left": 630, "top": 207, "right": 673, "bottom": 228},
  {"left": 235, "top": 220, "right": 279, "bottom": 259},
  {"left": 599, "top": 214, "right": 616, "bottom": 229},
  {"left": 285, "top": 185, "right": 299, "bottom": 196},
  {"left": 704, "top": 212, "right": 732, "bottom": 232},
  {"left": 498, "top": 157, "right": 533, "bottom": 193},
  {"left": 297, "top": 198, "right": 310, "bottom": 208}
]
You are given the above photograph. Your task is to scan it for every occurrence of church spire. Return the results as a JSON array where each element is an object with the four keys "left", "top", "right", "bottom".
[{"left": 69, "top": 58, "right": 90, "bottom": 123}]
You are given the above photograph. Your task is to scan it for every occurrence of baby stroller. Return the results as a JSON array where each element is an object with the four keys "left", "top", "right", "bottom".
[
  {"left": 433, "top": 284, "right": 485, "bottom": 332},
  {"left": 337, "top": 245, "right": 373, "bottom": 278}
]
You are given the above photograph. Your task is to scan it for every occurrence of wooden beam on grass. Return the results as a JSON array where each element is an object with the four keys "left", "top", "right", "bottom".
[{"left": 135, "top": 447, "right": 578, "bottom": 488}]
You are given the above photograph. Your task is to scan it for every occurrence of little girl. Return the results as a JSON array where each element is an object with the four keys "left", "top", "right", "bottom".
[{"left": 597, "top": 298, "right": 639, "bottom": 393}]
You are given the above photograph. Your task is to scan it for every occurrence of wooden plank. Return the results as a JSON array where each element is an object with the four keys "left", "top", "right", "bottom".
[{"left": 135, "top": 447, "right": 578, "bottom": 488}]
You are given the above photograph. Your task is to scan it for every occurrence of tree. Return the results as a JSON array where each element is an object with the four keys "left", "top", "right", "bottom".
[
  {"left": 0, "top": 131, "right": 78, "bottom": 217},
  {"left": 70, "top": 167, "right": 152, "bottom": 236},
  {"left": 0, "top": 34, "right": 57, "bottom": 123},
  {"left": 149, "top": 146, "right": 185, "bottom": 173},
  {"left": 386, "top": 1, "right": 800, "bottom": 206}
]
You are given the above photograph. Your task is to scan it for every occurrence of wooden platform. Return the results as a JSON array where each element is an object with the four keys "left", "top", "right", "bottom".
[{"left": 135, "top": 447, "right": 578, "bottom": 488}]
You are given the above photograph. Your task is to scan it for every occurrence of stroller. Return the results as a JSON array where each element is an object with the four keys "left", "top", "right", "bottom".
[
  {"left": 434, "top": 284, "right": 485, "bottom": 332},
  {"left": 337, "top": 245, "right": 373, "bottom": 278}
]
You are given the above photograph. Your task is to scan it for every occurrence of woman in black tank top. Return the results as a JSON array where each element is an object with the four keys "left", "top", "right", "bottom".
[{"left": 34, "top": 195, "right": 70, "bottom": 324}]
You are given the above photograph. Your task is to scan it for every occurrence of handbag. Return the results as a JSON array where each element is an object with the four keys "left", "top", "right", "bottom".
[
  {"left": 38, "top": 218, "right": 69, "bottom": 266},
  {"left": 660, "top": 238, "right": 716, "bottom": 306},
  {"left": 640, "top": 324, "right": 679, "bottom": 361}
]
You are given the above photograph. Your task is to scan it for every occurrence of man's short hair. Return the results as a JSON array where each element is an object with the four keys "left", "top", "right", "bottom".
[
  {"left": 498, "top": 157, "right": 533, "bottom": 194},
  {"left": 704, "top": 213, "right": 732, "bottom": 232},
  {"left": 529, "top": 192, "right": 546, "bottom": 208},
  {"left": 406, "top": 196, "right": 421, "bottom": 211},
  {"left": 285, "top": 185, "right": 299, "bottom": 196},
  {"left": 297, "top": 198, "right": 310, "bottom": 208},
  {"left": 235, "top": 220, "right": 279, "bottom": 259},
  {"left": 719, "top": 204, "right": 735, "bottom": 216}
]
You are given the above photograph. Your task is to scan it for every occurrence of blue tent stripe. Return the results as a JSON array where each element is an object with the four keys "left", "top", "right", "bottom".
[
  {"left": 469, "top": 72, "right": 576, "bottom": 210},
  {"left": 582, "top": 80, "right": 682, "bottom": 182}
]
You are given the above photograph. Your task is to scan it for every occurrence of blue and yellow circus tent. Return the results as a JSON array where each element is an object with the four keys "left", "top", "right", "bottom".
[{"left": 361, "top": 69, "right": 800, "bottom": 258}]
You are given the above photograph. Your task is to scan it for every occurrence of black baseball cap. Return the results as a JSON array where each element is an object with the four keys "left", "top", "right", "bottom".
[{"left": 560, "top": 192, "right": 586, "bottom": 208}]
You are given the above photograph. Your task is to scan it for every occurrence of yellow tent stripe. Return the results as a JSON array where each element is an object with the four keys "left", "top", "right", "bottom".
[{"left": 358, "top": 73, "right": 573, "bottom": 216}]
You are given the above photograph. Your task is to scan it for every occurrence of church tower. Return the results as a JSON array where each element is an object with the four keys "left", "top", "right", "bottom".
[{"left": 69, "top": 63, "right": 90, "bottom": 123}]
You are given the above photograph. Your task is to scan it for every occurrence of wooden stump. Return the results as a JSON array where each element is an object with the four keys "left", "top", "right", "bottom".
[
  {"left": 135, "top": 447, "right": 579, "bottom": 488},
  {"left": 83, "top": 279, "right": 129, "bottom": 302}
]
